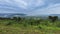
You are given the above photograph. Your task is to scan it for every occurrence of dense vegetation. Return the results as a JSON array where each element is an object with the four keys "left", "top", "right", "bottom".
[{"left": 0, "top": 16, "right": 60, "bottom": 34}]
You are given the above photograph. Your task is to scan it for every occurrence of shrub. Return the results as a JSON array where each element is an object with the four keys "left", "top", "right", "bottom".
[
  {"left": 56, "top": 22, "right": 60, "bottom": 27},
  {"left": 38, "top": 26, "right": 42, "bottom": 29},
  {"left": 5, "top": 22, "right": 12, "bottom": 26},
  {"left": 28, "top": 19, "right": 41, "bottom": 26}
]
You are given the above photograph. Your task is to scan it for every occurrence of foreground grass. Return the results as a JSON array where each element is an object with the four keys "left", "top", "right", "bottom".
[
  {"left": 0, "top": 25, "right": 60, "bottom": 34},
  {"left": 0, "top": 19, "right": 60, "bottom": 34}
]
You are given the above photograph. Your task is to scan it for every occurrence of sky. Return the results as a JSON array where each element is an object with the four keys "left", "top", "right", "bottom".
[{"left": 0, "top": 0, "right": 60, "bottom": 16}]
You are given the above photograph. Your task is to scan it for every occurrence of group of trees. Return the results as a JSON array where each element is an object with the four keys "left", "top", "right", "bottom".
[
  {"left": 0, "top": 16, "right": 58, "bottom": 22},
  {"left": 0, "top": 17, "right": 22, "bottom": 22},
  {"left": 48, "top": 16, "right": 58, "bottom": 22},
  {"left": 13, "top": 17, "right": 22, "bottom": 21}
]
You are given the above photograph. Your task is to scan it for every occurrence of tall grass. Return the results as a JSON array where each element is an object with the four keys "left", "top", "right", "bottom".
[{"left": 0, "top": 17, "right": 60, "bottom": 34}]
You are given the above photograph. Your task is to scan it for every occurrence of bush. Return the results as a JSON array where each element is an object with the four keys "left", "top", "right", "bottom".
[
  {"left": 38, "top": 26, "right": 42, "bottom": 29},
  {"left": 27, "top": 19, "right": 41, "bottom": 26},
  {"left": 56, "top": 22, "right": 60, "bottom": 27},
  {"left": 5, "top": 22, "right": 12, "bottom": 26}
]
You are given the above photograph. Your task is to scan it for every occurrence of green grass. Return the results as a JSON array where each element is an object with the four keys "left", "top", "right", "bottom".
[{"left": 0, "top": 19, "right": 60, "bottom": 34}]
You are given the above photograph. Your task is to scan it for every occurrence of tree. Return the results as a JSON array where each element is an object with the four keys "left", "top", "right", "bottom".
[
  {"left": 13, "top": 17, "right": 21, "bottom": 22},
  {"left": 48, "top": 16, "right": 58, "bottom": 22}
]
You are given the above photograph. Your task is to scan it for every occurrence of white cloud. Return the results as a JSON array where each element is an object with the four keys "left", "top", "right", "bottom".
[
  {"left": 40, "top": 4, "right": 60, "bottom": 14},
  {"left": 28, "top": 3, "right": 60, "bottom": 15},
  {"left": 35, "top": 0, "right": 45, "bottom": 6},
  {"left": 14, "top": 0, "right": 28, "bottom": 9},
  {"left": 47, "top": 4, "right": 60, "bottom": 14},
  {"left": 26, "top": 0, "right": 45, "bottom": 9},
  {"left": 0, "top": 0, "right": 28, "bottom": 9},
  {"left": 0, "top": 0, "right": 45, "bottom": 9}
]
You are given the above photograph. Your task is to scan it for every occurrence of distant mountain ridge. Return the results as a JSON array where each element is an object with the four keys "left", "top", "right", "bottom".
[
  {"left": 0, "top": 13, "right": 26, "bottom": 18},
  {"left": 0, "top": 13, "right": 60, "bottom": 18},
  {"left": 49, "top": 14, "right": 60, "bottom": 16}
]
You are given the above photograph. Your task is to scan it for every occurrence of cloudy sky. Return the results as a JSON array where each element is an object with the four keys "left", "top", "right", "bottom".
[{"left": 0, "top": 0, "right": 60, "bottom": 15}]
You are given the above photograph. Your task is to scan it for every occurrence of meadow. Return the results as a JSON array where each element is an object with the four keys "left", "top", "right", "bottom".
[{"left": 0, "top": 16, "right": 60, "bottom": 34}]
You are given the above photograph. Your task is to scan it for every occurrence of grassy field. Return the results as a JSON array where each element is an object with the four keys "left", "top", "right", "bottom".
[{"left": 0, "top": 17, "right": 60, "bottom": 34}]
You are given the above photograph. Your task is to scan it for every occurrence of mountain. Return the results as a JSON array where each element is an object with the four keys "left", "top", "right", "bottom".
[
  {"left": 49, "top": 14, "right": 60, "bottom": 16},
  {"left": 0, "top": 13, "right": 26, "bottom": 18}
]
